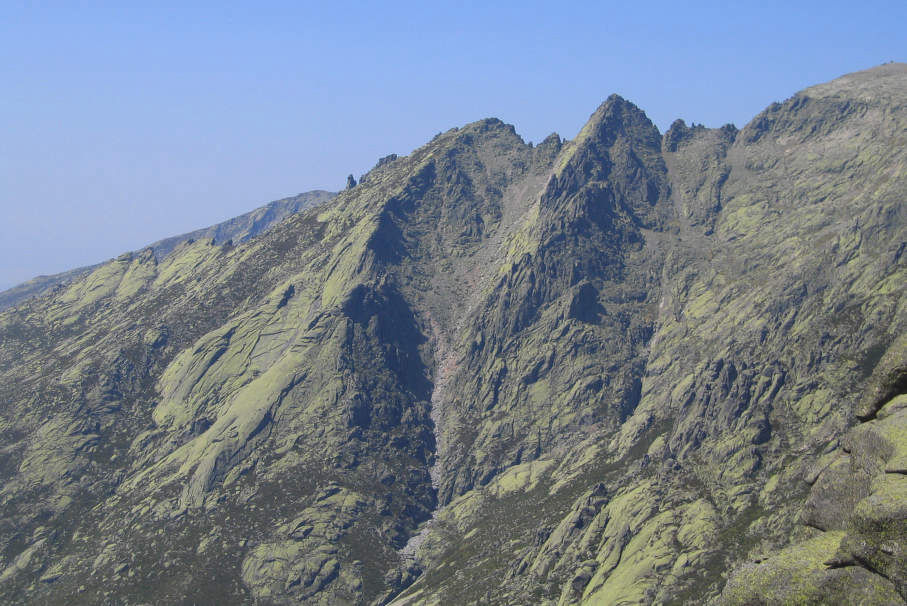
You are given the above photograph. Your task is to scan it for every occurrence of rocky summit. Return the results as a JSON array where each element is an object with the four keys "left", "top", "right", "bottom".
[{"left": 0, "top": 63, "right": 905, "bottom": 605}]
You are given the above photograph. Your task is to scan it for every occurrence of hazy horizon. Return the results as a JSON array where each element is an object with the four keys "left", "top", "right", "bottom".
[{"left": 2, "top": 1, "right": 905, "bottom": 289}]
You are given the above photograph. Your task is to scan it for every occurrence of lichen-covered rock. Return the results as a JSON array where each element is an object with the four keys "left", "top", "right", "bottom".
[
  {"left": 840, "top": 411, "right": 907, "bottom": 599},
  {"left": 856, "top": 334, "right": 907, "bottom": 421},
  {"left": 801, "top": 454, "right": 869, "bottom": 531},
  {"left": 721, "top": 532, "right": 902, "bottom": 605},
  {"left": 241, "top": 541, "right": 347, "bottom": 603},
  {"left": 723, "top": 331, "right": 907, "bottom": 605}
]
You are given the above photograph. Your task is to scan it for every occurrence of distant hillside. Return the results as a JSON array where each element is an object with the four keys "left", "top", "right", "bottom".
[
  {"left": 0, "top": 189, "right": 335, "bottom": 311},
  {"left": 146, "top": 189, "right": 335, "bottom": 259}
]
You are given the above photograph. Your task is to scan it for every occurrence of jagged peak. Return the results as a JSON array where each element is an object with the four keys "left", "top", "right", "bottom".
[
  {"left": 395, "top": 117, "right": 528, "bottom": 166},
  {"left": 463, "top": 116, "right": 508, "bottom": 131},
  {"left": 553, "top": 93, "right": 664, "bottom": 178},
  {"left": 538, "top": 132, "right": 561, "bottom": 147},
  {"left": 663, "top": 119, "right": 737, "bottom": 152},
  {"left": 452, "top": 117, "right": 525, "bottom": 147},
  {"left": 571, "top": 93, "right": 661, "bottom": 153},
  {"left": 663, "top": 119, "right": 698, "bottom": 152}
]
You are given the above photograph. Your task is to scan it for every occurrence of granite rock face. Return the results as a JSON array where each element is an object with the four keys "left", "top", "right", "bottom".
[
  {"left": 721, "top": 336, "right": 907, "bottom": 604},
  {"left": 0, "top": 64, "right": 906, "bottom": 605}
]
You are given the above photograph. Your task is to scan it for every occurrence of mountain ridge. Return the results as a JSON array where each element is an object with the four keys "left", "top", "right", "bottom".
[
  {"left": 0, "top": 189, "right": 336, "bottom": 312},
  {"left": 0, "top": 63, "right": 905, "bottom": 605}
]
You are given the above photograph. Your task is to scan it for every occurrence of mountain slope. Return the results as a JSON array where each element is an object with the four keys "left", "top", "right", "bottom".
[
  {"left": 0, "top": 189, "right": 335, "bottom": 312},
  {"left": 0, "top": 64, "right": 905, "bottom": 605}
]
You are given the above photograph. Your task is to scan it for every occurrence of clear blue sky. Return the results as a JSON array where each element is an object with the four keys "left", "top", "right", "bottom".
[{"left": 1, "top": 1, "right": 905, "bottom": 290}]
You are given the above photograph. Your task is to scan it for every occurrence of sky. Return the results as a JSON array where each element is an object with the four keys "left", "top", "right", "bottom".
[{"left": 1, "top": 1, "right": 905, "bottom": 290}]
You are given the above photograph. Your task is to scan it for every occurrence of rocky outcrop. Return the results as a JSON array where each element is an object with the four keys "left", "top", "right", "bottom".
[{"left": 721, "top": 335, "right": 907, "bottom": 604}]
